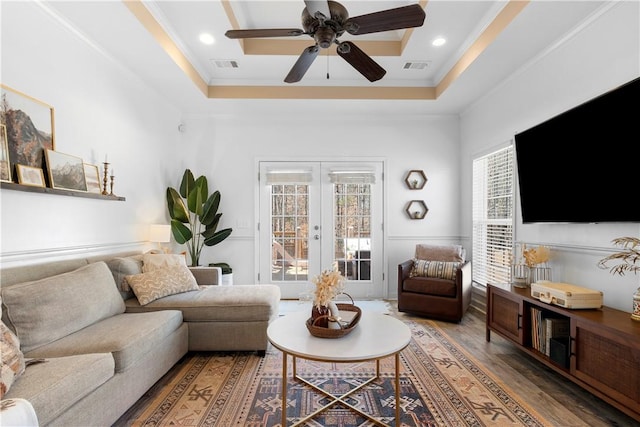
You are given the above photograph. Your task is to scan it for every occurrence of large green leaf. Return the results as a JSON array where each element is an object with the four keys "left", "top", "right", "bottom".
[
  {"left": 170, "top": 219, "right": 192, "bottom": 244},
  {"left": 166, "top": 188, "right": 189, "bottom": 223},
  {"left": 204, "top": 228, "right": 232, "bottom": 247},
  {"left": 179, "top": 169, "right": 195, "bottom": 199},
  {"left": 187, "top": 181, "right": 204, "bottom": 216},
  {"left": 200, "top": 191, "right": 220, "bottom": 226}
]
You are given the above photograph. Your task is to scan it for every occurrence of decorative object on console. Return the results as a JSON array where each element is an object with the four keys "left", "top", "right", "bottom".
[
  {"left": 166, "top": 168, "right": 233, "bottom": 266},
  {"left": 0, "top": 84, "right": 55, "bottom": 171},
  {"left": 522, "top": 244, "right": 551, "bottom": 284},
  {"left": 45, "top": 149, "right": 87, "bottom": 191},
  {"left": 597, "top": 236, "right": 640, "bottom": 321}
]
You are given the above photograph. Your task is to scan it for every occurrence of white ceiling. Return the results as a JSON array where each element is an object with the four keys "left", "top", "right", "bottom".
[{"left": 43, "top": 0, "right": 609, "bottom": 115}]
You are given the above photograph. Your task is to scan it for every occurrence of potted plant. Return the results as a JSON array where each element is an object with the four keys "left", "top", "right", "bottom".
[
  {"left": 166, "top": 169, "right": 232, "bottom": 267},
  {"left": 597, "top": 236, "right": 640, "bottom": 321}
]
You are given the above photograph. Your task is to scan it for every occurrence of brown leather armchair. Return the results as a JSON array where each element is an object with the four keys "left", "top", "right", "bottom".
[{"left": 397, "top": 244, "right": 472, "bottom": 323}]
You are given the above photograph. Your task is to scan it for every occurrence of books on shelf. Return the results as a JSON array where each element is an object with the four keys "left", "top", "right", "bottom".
[{"left": 530, "top": 308, "right": 570, "bottom": 356}]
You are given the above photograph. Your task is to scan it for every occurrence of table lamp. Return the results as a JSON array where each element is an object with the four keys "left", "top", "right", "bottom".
[{"left": 148, "top": 224, "right": 171, "bottom": 253}]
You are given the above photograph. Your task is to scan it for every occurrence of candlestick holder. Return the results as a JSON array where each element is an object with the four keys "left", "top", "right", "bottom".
[
  {"left": 101, "top": 162, "right": 110, "bottom": 195},
  {"left": 109, "top": 174, "right": 115, "bottom": 196}
]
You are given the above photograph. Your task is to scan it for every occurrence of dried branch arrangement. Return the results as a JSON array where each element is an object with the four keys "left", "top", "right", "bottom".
[{"left": 598, "top": 237, "right": 640, "bottom": 276}]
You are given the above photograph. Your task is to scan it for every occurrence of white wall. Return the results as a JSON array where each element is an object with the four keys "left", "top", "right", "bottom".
[
  {"left": 180, "top": 112, "right": 462, "bottom": 293},
  {"left": 460, "top": 1, "right": 640, "bottom": 311},
  {"left": 0, "top": 2, "right": 182, "bottom": 265},
  {"left": 0, "top": 3, "right": 465, "bottom": 296}
]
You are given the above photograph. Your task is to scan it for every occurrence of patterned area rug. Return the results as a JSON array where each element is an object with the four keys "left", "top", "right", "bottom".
[{"left": 126, "top": 318, "right": 549, "bottom": 426}]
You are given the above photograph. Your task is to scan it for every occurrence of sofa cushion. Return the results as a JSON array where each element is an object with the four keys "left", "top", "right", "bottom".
[
  {"left": 415, "top": 244, "right": 465, "bottom": 262},
  {"left": 1, "top": 262, "right": 126, "bottom": 353},
  {"left": 105, "top": 256, "right": 143, "bottom": 295},
  {"left": 126, "top": 265, "right": 199, "bottom": 305},
  {"left": 1, "top": 318, "right": 25, "bottom": 399},
  {"left": 124, "top": 284, "right": 281, "bottom": 323},
  {"left": 23, "top": 311, "right": 184, "bottom": 373},
  {"left": 4, "top": 353, "right": 114, "bottom": 426},
  {"left": 410, "top": 259, "right": 461, "bottom": 280},
  {"left": 142, "top": 253, "right": 186, "bottom": 272},
  {"left": 403, "top": 276, "right": 458, "bottom": 297}
]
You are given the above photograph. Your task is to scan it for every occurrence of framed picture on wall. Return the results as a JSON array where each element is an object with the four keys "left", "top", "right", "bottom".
[
  {"left": 16, "top": 164, "right": 45, "bottom": 187},
  {"left": 45, "top": 149, "right": 87, "bottom": 191},
  {"left": 0, "top": 84, "right": 55, "bottom": 170},
  {"left": 83, "top": 163, "right": 101, "bottom": 194},
  {"left": 0, "top": 124, "right": 11, "bottom": 182}
]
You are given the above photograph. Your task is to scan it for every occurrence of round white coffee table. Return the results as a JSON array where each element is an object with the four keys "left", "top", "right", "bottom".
[{"left": 267, "top": 310, "right": 411, "bottom": 427}]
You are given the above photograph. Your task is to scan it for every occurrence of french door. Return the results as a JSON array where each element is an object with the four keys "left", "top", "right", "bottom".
[{"left": 258, "top": 161, "right": 384, "bottom": 299}]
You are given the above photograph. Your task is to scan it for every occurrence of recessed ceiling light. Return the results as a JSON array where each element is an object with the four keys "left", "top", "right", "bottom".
[
  {"left": 199, "top": 33, "right": 215, "bottom": 45},
  {"left": 432, "top": 37, "right": 446, "bottom": 47}
]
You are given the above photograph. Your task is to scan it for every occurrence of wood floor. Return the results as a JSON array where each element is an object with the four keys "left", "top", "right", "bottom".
[
  {"left": 115, "top": 302, "right": 638, "bottom": 427},
  {"left": 392, "top": 303, "right": 638, "bottom": 427}
]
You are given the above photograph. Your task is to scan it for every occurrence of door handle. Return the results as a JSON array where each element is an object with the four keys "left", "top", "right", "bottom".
[{"left": 314, "top": 235, "right": 320, "bottom": 240}]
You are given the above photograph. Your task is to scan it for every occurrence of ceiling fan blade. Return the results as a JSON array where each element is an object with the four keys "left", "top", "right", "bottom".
[
  {"left": 304, "top": 0, "right": 330, "bottom": 19},
  {"left": 225, "top": 28, "right": 304, "bottom": 39},
  {"left": 345, "top": 4, "right": 426, "bottom": 35},
  {"left": 284, "top": 45, "right": 320, "bottom": 83},
  {"left": 336, "top": 41, "right": 386, "bottom": 82}
]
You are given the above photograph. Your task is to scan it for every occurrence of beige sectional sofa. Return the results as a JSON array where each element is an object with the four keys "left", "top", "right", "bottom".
[{"left": 0, "top": 251, "right": 281, "bottom": 426}]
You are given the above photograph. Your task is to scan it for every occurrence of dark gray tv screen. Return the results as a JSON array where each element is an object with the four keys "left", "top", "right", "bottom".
[{"left": 514, "top": 76, "right": 640, "bottom": 223}]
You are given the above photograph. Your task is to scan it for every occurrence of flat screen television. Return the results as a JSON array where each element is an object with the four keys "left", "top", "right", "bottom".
[{"left": 514, "top": 76, "right": 640, "bottom": 224}]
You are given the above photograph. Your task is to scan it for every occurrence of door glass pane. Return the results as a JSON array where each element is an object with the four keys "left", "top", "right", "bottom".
[
  {"left": 271, "top": 183, "right": 309, "bottom": 281},
  {"left": 333, "top": 183, "right": 371, "bottom": 281}
]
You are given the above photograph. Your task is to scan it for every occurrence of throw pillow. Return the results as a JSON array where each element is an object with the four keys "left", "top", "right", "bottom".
[
  {"left": 126, "top": 265, "right": 199, "bottom": 305},
  {"left": 142, "top": 253, "right": 187, "bottom": 273},
  {"left": 410, "top": 259, "right": 461, "bottom": 280},
  {"left": 1, "top": 318, "right": 25, "bottom": 399},
  {"left": 105, "top": 256, "right": 143, "bottom": 292}
]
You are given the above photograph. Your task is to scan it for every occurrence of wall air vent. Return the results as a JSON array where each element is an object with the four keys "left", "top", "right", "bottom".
[
  {"left": 403, "top": 61, "right": 430, "bottom": 70},
  {"left": 212, "top": 60, "right": 239, "bottom": 69}
]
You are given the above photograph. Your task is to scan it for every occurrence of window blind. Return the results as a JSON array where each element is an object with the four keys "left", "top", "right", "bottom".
[
  {"left": 472, "top": 145, "right": 514, "bottom": 287},
  {"left": 265, "top": 169, "right": 313, "bottom": 184},
  {"left": 328, "top": 171, "right": 375, "bottom": 184}
]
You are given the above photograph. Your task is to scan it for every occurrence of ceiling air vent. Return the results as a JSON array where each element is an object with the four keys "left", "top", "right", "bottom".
[
  {"left": 212, "top": 60, "right": 239, "bottom": 69},
  {"left": 403, "top": 61, "right": 430, "bottom": 70}
]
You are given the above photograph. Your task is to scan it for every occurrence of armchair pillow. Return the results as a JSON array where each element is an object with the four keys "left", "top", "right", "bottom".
[
  {"left": 410, "top": 259, "right": 461, "bottom": 280},
  {"left": 126, "top": 265, "right": 199, "bottom": 306}
]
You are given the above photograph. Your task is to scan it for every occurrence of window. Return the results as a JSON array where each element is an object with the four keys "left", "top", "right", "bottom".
[{"left": 472, "top": 145, "right": 514, "bottom": 287}]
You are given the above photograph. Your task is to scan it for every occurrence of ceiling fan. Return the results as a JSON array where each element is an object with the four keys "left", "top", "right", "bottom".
[{"left": 225, "top": 1, "right": 426, "bottom": 83}]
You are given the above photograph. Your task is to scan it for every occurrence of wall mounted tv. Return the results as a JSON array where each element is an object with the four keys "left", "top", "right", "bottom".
[{"left": 514, "top": 76, "right": 640, "bottom": 224}]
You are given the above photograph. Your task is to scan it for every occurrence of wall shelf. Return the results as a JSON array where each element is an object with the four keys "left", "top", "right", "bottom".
[
  {"left": 404, "top": 170, "right": 427, "bottom": 189},
  {"left": 405, "top": 200, "right": 428, "bottom": 219},
  {"left": 0, "top": 182, "right": 125, "bottom": 201}
]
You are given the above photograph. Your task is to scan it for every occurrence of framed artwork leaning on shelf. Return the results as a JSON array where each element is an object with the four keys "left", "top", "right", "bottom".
[
  {"left": 83, "top": 163, "right": 101, "bottom": 194},
  {"left": 16, "top": 164, "right": 45, "bottom": 187},
  {"left": 0, "top": 84, "right": 55, "bottom": 170},
  {"left": 0, "top": 124, "right": 11, "bottom": 182},
  {"left": 45, "top": 149, "right": 87, "bottom": 192}
]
